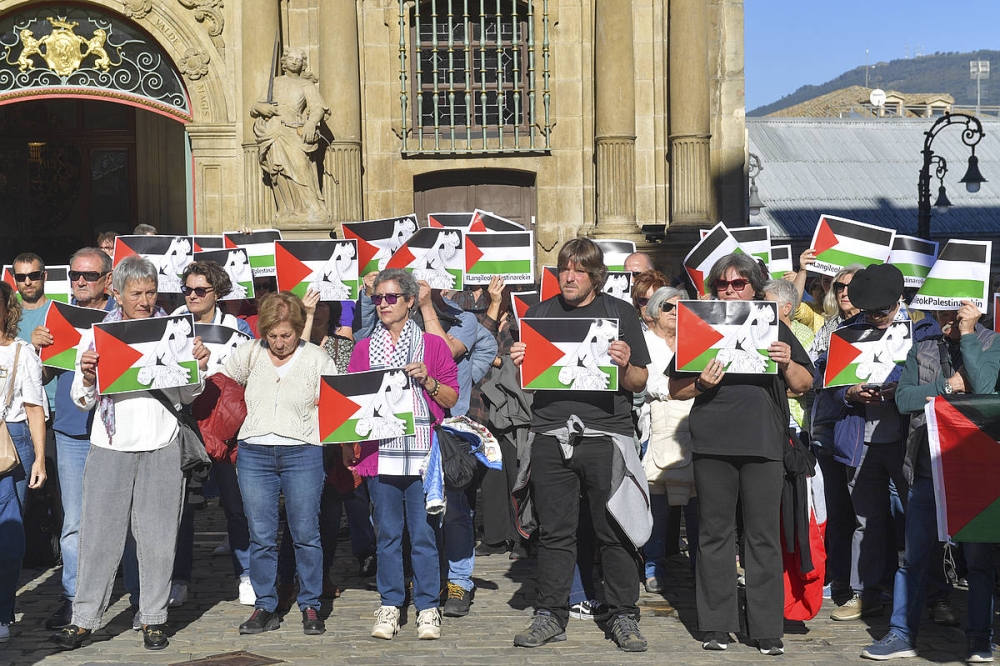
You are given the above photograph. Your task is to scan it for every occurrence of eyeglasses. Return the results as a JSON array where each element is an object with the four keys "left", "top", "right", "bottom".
[
  {"left": 181, "top": 286, "right": 215, "bottom": 298},
  {"left": 714, "top": 278, "right": 749, "bottom": 292},
  {"left": 864, "top": 305, "right": 896, "bottom": 318},
  {"left": 635, "top": 297, "right": 650, "bottom": 308},
  {"left": 660, "top": 302, "right": 677, "bottom": 313},
  {"left": 69, "top": 270, "right": 108, "bottom": 282},
  {"left": 14, "top": 271, "right": 43, "bottom": 283},
  {"left": 371, "top": 293, "right": 404, "bottom": 306},
  {"left": 833, "top": 281, "right": 849, "bottom": 293}
]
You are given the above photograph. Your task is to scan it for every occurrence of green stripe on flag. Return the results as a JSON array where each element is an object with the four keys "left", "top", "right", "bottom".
[
  {"left": 953, "top": 494, "right": 1000, "bottom": 542},
  {"left": 607, "top": 264, "right": 625, "bottom": 272},
  {"left": 249, "top": 255, "right": 275, "bottom": 269},
  {"left": 676, "top": 348, "right": 776, "bottom": 374},
  {"left": 43, "top": 348, "right": 78, "bottom": 371},
  {"left": 817, "top": 248, "right": 885, "bottom": 267},
  {"left": 827, "top": 363, "right": 863, "bottom": 388},
  {"left": 919, "top": 277, "right": 986, "bottom": 298},
  {"left": 525, "top": 365, "right": 619, "bottom": 390},
  {"left": 891, "top": 263, "right": 932, "bottom": 279},
  {"left": 49, "top": 294, "right": 70, "bottom": 303},
  {"left": 104, "top": 361, "right": 199, "bottom": 395},
  {"left": 323, "top": 414, "right": 416, "bottom": 444},
  {"left": 468, "top": 260, "right": 533, "bottom": 274}
]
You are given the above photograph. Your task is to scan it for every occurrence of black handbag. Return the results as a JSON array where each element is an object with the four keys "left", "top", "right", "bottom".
[
  {"left": 151, "top": 389, "right": 212, "bottom": 483},
  {"left": 435, "top": 425, "right": 478, "bottom": 490}
]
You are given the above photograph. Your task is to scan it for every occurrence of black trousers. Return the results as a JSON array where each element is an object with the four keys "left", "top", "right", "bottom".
[
  {"left": 479, "top": 436, "right": 520, "bottom": 545},
  {"left": 693, "top": 454, "right": 784, "bottom": 639},
  {"left": 530, "top": 434, "right": 640, "bottom": 627}
]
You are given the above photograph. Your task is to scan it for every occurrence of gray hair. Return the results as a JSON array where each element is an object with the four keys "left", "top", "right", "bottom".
[
  {"left": 374, "top": 268, "right": 419, "bottom": 300},
  {"left": 70, "top": 247, "right": 112, "bottom": 273},
  {"left": 822, "top": 264, "right": 864, "bottom": 317},
  {"left": 112, "top": 255, "right": 157, "bottom": 294},
  {"left": 133, "top": 223, "right": 157, "bottom": 235},
  {"left": 647, "top": 286, "right": 688, "bottom": 317},
  {"left": 764, "top": 279, "right": 800, "bottom": 313}
]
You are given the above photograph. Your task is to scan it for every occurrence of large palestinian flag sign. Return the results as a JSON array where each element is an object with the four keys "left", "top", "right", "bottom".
[
  {"left": 593, "top": 239, "right": 635, "bottom": 272},
  {"left": 510, "top": 291, "right": 539, "bottom": 327},
  {"left": 519, "top": 317, "right": 620, "bottom": 391},
  {"left": 808, "top": 215, "right": 894, "bottom": 277},
  {"left": 927, "top": 394, "right": 1000, "bottom": 542},
  {"left": 93, "top": 314, "right": 199, "bottom": 395},
  {"left": 42, "top": 266, "right": 72, "bottom": 303},
  {"left": 1, "top": 265, "right": 14, "bottom": 291},
  {"left": 384, "top": 227, "right": 464, "bottom": 290},
  {"left": 684, "top": 222, "right": 741, "bottom": 295},
  {"left": 823, "top": 321, "right": 912, "bottom": 388},
  {"left": 470, "top": 209, "right": 526, "bottom": 232},
  {"left": 703, "top": 226, "right": 771, "bottom": 266},
  {"left": 113, "top": 235, "right": 194, "bottom": 293},
  {"left": 223, "top": 229, "right": 282, "bottom": 278},
  {"left": 195, "top": 323, "right": 251, "bottom": 376},
  {"left": 888, "top": 235, "right": 938, "bottom": 288},
  {"left": 769, "top": 245, "right": 793, "bottom": 280},
  {"left": 675, "top": 300, "right": 778, "bottom": 374},
  {"left": 40, "top": 302, "right": 108, "bottom": 370},
  {"left": 342, "top": 215, "right": 418, "bottom": 275},
  {"left": 603, "top": 271, "right": 633, "bottom": 303},
  {"left": 275, "top": 239, "right": 359, "bottom": 301},
  {"left": 319, "top": 369, "right": 415, "bottom": 444},
  {"left": 192, "top": 236, "right": 226, "bottom": 252},
  {"left": 540, "top": 266, "right": 560, "bottom": 300},
  {"left": 911, "top": 239, "right": 992, "bottom": 311},
  {"left": 464, "top": 231, "right": 534, "bottom": 285},
  {"left": 427, "top": 212, "right": 474, "bottom": 229},
  {"left": 193, "top": 248, "right": 255, "bottom": 301}
]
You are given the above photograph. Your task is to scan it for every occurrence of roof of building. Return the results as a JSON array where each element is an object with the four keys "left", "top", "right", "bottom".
[
  {"left": 765, "top": 85, "right": 955, "bottom": 119},
  {"left": 747, "top": 116, "right": 1000, "bottom": 242}
]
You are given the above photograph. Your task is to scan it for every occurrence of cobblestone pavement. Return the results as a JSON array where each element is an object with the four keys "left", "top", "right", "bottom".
[{"left": 2, "top": 500, "right": 988, "bottom": 665}]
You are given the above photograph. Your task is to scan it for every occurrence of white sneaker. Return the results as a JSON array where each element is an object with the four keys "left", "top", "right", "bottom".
[
  {"left": 371, "top": 605, "right": 400, "bottom": 640},
  {"left": 213, "top": 535, "right": 231, "bottom": 557},
  {"left": 238, "top": 576, "right": 256, "bottom": 606},
  {"left": 416, "top": 607, "right": 441, "bottom": 640},
  {"left": 0, "top": 622, "right": 9, "bottom": 643},
  {"left": 168, "top": 581, "right": 188, "bottom": 608}
]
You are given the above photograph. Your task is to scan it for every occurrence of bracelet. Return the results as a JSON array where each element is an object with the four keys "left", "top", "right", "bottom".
[
  {"left": 694, "top": 378, "right": 707, "bottom": 393},
  {"left": 428, "top": 378, "right": 441, "bottom": 397}
]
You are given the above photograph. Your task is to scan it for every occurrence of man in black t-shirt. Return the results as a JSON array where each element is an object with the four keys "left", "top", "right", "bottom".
[{"left": 510, "top": 238, "right": 650, "bottom": 652}]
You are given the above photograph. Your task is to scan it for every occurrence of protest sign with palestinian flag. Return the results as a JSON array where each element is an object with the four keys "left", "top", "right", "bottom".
[
  {"left": 192, "top": 236, "right": 226, "bottom": 252},
  {"left": 603, "top": 271, "right": 633, "bottom": 302},
  {"left": 464, "top": 231, "right": 535, "bottom": 285},
  {"left": 675, "top": 300, "right": 778, "bottom": 374},
  {"left": 427, "top": 212, "right": 474, "bottom": 229},
  {"left": 888, "top": 235, "right": 939, "bottom": 288},
  {"left": 193, "top": 248, "right": 255, "bottom": 301},
  {"left": 910, "top": 239, "right": 992, "bottom": 311},
  {"left": 540, "top": 266, "right": 560, "bottom": 300},
  {"left": 223, "top": 229, "right": 282, "bottom": 278},
  {"left": 593, "top": 239, "right": 635, "bottom": 272},
  {"left": 769, "top": 245, "right": 793, "bottom": 280},
  {"left": 510, "top": 291, "right": 539, "bottom": 327},
  {"left": 823, "top": 321, "right": 912, "bottom": 388},
  {"left": 342, "top": 215, "right": 418, "bottom": 275},
  {"left": 275, "top": 239, "right": 359, "bottom": 301},
  {"left": 319, "top": 369, "right": 415, "bottom": 444},
  {"left": 195, "top": 323, "right": 251, "bottom": 375},
  {"left": 808, "top": 215, "right": 895, "bottom": 277},
  {"left": 384, "top": 227, "right": 464, "bottom": 290},
  {"left": 43, "top": 266, "right": 72, "bottom": 303},
  {"left": 113, "top": 235, "right": 194, "bottom": 293},
  {"left": 94, "top": 315, "right": 199, "bottom": 395},
  {"left": 684, "top": 222, "right": 741, "bottom": 295},
  {"left": 1, "top": 266, "right": 14, "bottom": 291},
  {"left": 39, "top": 302, "right": 108, "bottom": 370},
  {"left": 470, "top": 209, "right": 526, "bottom": 232},
  {"left": 926, "top": 394, "right": 1000, "bottom": 542},
  {"left": 732, "top": 227, "right": 771, "bottom": 265},
  {"left": 519, "top": 317, "right": 620, "bottom": 391}
]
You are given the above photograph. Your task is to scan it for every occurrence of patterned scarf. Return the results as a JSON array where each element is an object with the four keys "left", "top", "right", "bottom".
[{"left": 369, "top": 318, "right": 431, "bottom": 476}]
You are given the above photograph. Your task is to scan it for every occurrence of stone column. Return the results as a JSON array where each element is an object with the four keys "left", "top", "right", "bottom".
[
  {"left": 188, "top": 124, "right": 240, "bottom": 234},
  {"left": 668, "top": 0, "right": 712, "bottom": 226},
  {"left": 592, "top": 0, "right": 638, "bottom": 238},
  {"left": 319, "top": 0, "right": 364, "bottom": 231},
  {"left": 242, "top": 0, "right": 281, "bottom": 227}
]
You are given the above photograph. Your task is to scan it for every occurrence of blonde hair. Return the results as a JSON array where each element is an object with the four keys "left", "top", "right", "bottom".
[{"left": 257, "top": 291, "right": 307, "bottom": 338}]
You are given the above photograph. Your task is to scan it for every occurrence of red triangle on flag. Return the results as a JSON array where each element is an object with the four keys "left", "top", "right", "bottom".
[
  {"left": 513, "top": 294, "right": 531, "bottom": 320},
  {"left": 274, "top": 242, "right": 314, "bottom": 292},
  {"left": 112, "top": 238, "right": 138, "bottom": 268},
  {"left": 465, "top": 236, "right": 484, "bottom": 272},
  {"left": 825, "top": 332, "right": 863, "bottom": 384},
  {"left": 935, "top": 399, "right": 1000, "bottom": 537},
  {"left": 343, "top": 227, "right": 379, "bottom": 274},
  {"left": 224, "top": 236, "right": 238, "bottom": 249},
  {"left": 687, "top": 267, "right": 706, "bottom": 295},
  {"left": 384, "top": 242, "right": 416, "bottom": 270},
  {"left": 540, "top": 267, "right": 560, "bottom": 300},
  {"left": 813, "top": 217, "right": 839, "bottom": 255},
  {"left": 93, "top": 325, "right": 145, "bottom": 394},
  {"left": 319, "top": 379, "right": 363, "bottom": 441},
  {"left": 520, "top": 320, "right": 567, "bottom": 387},
  {"left": 675, "top": 302, "right": 725, "bottom": 369},
  {"left": 2, "top": 268, "right": 15, "bottom": 290},
  {"left": 469, "top": 211, "right": 486, "bottom": 232},
  {"left": 40, "top": 305, "right": 82, "bottom": 363}
]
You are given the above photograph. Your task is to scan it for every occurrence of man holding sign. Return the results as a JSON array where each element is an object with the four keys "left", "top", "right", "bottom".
[{"left": 509, "top": 238, "right": 651, "bottom": 652}]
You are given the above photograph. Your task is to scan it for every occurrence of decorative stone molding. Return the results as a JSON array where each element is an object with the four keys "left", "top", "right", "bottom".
[
  {"left": 122, "top": 0, "right": 153, "bottom": 20},
  {"left": 178, "top": 47, "right": 210, "bottom": 80},
  {"left": 178, "top": 0, "right": 225, "bottom": 56},
  {"left": 669, "top": 134, "right": 712, "bottom": 224},
  {"left": 324, "top": 140, "right": 364, "bottom": 225}
]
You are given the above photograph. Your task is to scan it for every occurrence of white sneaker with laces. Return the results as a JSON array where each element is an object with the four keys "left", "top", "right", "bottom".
[
  {"left": 371, "top": 605, "right": 400, "bottom": 640},
  {"left": 168, "top": 581, "right": 188, "bottom": 608},
  {"left": 0, "top": 622, "right": 9, "bottom": 643},
  {"left": 416, "top": 607, "right": 441, "bottom": 640},
  {"left": 239, "top": 575, "right": 256, "bottom": 606}
]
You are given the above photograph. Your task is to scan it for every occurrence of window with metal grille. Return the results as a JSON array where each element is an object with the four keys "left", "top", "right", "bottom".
[{"left": 400, "top": 0, "right": 551, "bottom": 155}]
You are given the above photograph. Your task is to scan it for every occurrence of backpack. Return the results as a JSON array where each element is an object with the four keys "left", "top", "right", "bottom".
[{"left": 436, "top": 425, "right": 479, "bottom": 490}]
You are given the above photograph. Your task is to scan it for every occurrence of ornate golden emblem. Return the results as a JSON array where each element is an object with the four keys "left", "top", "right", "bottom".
[{"left": 16, "top": 17, "right": 112, "bottom": 77}]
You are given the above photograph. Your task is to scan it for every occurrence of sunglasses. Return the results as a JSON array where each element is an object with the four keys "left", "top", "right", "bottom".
[
  {"left": 69, "top": 270, "right": 108, "bottom": 282},
  {"left": 864, "top": 305, "right": 896, "bottom": 317},
  {"left": 833, "top": 281, "right": 849, "bottom": 293},
  {"left": 636, "top": 297, "right": 650, "bottom": 308},
  {"left": 714, "top": 278, "right": 749, "bottom": 292},
  {"left": 371, "top": 293, "right": 404, "bottom": 305},
  {"left": 181, "top": 286, "right": 215, "bottom": 298},
  {"left": 660, "top": 302, "right": 677, "bottom": 313},
  {"left": 14, "top": 271, "right": 43, "bottom": 283}
]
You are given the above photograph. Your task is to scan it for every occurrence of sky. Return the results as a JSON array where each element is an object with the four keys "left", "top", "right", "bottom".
[{"left": 745, "top": 0, "right": 1000, "bottom": 111}]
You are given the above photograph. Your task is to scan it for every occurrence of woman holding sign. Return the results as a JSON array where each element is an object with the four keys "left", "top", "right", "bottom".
[{"left": 669, "top": 253, "right": 813, "bottom": 656}]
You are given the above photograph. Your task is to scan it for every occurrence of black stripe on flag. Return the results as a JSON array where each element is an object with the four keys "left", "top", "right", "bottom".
[
  {"left": 345, "top": 216, "right": 418, "bottom": 240},
  {"left": 892, "top": 236, "right": 937, "bottom": 255},
  {"left": 830, "top": 322, "right": 896, "bottom": 345},
  {"left": 594, "top": 240, "right": 635, "bottom": 255},
  {"left": 467, "top": 232, "right": 531, "bottom": 249},
  {"left": 332, "top": 368, "right": 405, "bottom": 396},
  {"left": 686, "top": 227, "right": 730, "bottom": 268},
  {"left": 406, "top": 228, "right": 464, "bottom": 250},
  {"left": 770, "top": 246, "right": 791, "bottom": 262},
  {"left": 939, "top": 241, "right": 988, "bottom": 264},
  {"left": 524, "top": 317, "right": 616, "bottom": 342},
  {"left": 824, "top": 217, "right": 894, "bottom": 245},
  {"left": 279, "top": 239, "right": 355, "bottom": 262},
  {"left": 195, "top": 248, "right": 246, "bottom": 265},
  {"left": 194, "top": 323, "right": 251, "bottom": 345},
  {"left": 731, "top": 227, "right": 769, "bottom": 243},
  {"left": 226, "top": 230, "right": 281, "bottom": 245},
  {"left": 103, "top": 315, "right": 192, "bottom": 343},
  {"left": 121, "top": 235, "right": 187, "bottom": 254}
]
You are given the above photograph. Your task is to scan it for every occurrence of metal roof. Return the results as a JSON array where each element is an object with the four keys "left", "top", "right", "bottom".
[{"left": 747, "top": 117, "right": 1000, "bottom": 241}]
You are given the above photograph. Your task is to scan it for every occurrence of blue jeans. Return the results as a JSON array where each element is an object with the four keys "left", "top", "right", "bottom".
[
  {"left": 0, "top": 472, "right": 25, "bottom": 624},
  {"left": 237, "top": 442, "right": 324, "bottom": 613},
  {"left": 443, "top": 487, "right": 475, "bottom": 591},
  {"left": 9, "top": 421, "right": 34, "bottom": 511},
  {"left": 644, "top": 495, "right": 699, "bottom": 580},
  {"left": 367, "top": 474, "right": 440, "bottom": 611},
  {"left": 215, "top": 462, "right": 251, "bottom": 578},
  {"left": 54, "top": 432, "right": 90, "bottom": 600}
]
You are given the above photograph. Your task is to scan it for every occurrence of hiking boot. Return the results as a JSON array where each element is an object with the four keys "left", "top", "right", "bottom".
[
  {"left": 831, "top": 594, "right": 882, "bottom": 621},
  {"left": 302, "top": 608, "right": 325, "bottom": 635},
  {"left": 142, "top": 624, "right": 169, "bottom": 650},
  {"left": 416, "top": 607, "right": 441, "bottom": 640},
  {"left": 928, "top": 598, "right": 960, "bottom": 627},
  {"left": 569, "top": 599, "right": 610, "bottom": 621},
  {"left": 610, "top": 614, "right": 647, "bottom": 652},
  {"left": 757, "top": 637, "right": 785, "bottom": 655},
  {"left": 702, "top": 631, "right": 730, "bottom": 651},
  {"left": 513, "top": 610, "right": 566, "bottom": 648},
  {"left": 967, "top": 637, "right": 995, "bottom": 663},
  {"left": 371, "top": 605, "right": 399, "bottom": 640},
  {"left": 442, "top": 582, "right": 472, "bottom": 617},
  {"left": 861, "top": 632, "right": 917, "bottom": 660},
  {"left": 45, "top": 600, "right": 73, "bottom": 630},
  {"left": 239, "top": 608, "right": 280, "bottom": 634},
  {"left": 50, "top": 626, "right": 92, "bottom": 650}
]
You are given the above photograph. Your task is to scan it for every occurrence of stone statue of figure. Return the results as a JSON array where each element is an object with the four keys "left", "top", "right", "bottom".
[{"left": 251, "top": 48, "right": 332, "bottom": 226}]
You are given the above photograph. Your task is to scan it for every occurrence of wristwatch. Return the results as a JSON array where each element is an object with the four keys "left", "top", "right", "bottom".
[{"left": 943, "top": 380, "right": 954, "bottom": 395}]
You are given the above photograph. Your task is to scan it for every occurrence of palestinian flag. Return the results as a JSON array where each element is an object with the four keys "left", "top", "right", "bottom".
[
  {"left": 342, "top": 215, "right": 418, "bottom": 275},
  {"left": 769, "top": 244, "right": 793, "bottom": 280},
  {"left": 470, "top": 209, "right": 526, "bottom": 232},
  {"left": 464, "top": 231, "right": 534, "bottom": 285},
  {"left": 319, "top": 369, "right": 415, "bottom": 444},
  {"left": 275, "top": 239, "right": 359, "bottom": 301},
  {"left": 40, "top": 302, "right": 108, "bottom": 370},
  {"left": 684, "top": 222, "right": 741, "bottom": 295},
  {"left": 223, "top": 229, "right": 282, "bottom": 278},
  {"left": 603, "top": 271, "right": 633, "bottom": 303},
  {"left": 731, "top": 226, "right": 771, "bottom": 265},
  {"left": 809, "top": 215, "right": 894, "bottom": 277},
  {"left": 113, "top": 235, "right": 194, "bottom": 293},
  {"left": 427, "top": 212, "right": 474, "bottom": 229},
  {"left": 593, "top": 239, "right": 636, "bottom": 272},
  {"left": 675, "top": 300, "right": 778, "bottom": 374},
  {"left": 194, "top": 323, "right": 251, "bottom": 374},
  {"left": 888, "top": 235, "right": 938, "bottom": 288},
  {"left": 94, "top": 315, "right": 199, "bottom": 395},
  {"left": 384, "top": 227, "right": 464, "bottom": 290},
  {"left": 1, "top": 265, "right": 14, "bottom": 291},
  {"left": 192, "top": 235, "right": 226, "bottom": 252},
  {"left": 510, "top": 291, "right": 539, "bottom": 327},
  {"left": 193, "top": 248, "right": 255, "bottom": 301},
  {"left": 823, "top": 321, "right": 912, "bottom": 388},
  {"left": 540, "top": 266, "right": 560, "bottom": 300},
  {"left": 519, "top": 317, "right": 619, "bottom": 391},
  {"left": 43, "top": 266, "right": 72, "bottom": 303},
  {"left": 911, "top": 239, "right": 992, "bottom": 311},
  {"left": 927, "top": 394, "right": 1000, "bottom": 542}
]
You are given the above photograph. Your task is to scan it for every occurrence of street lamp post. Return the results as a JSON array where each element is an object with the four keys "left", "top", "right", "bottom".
[
  {"left": 748, "top": 152, "right": 765, "bottom": 218},
  {"left": 917, "top": 112, "right": 987, "bottom": 239}
]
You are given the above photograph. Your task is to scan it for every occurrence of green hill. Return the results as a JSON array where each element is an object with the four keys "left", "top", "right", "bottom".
[{"left": 749, "top": 49, "right": 1000, "bottom": 117}]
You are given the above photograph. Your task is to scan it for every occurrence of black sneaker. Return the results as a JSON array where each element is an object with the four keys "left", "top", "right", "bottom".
[
  {"left": 50, "top": 626, "right": 92, "bottom": 650},
  {"left": 475, "top": 541, "right": 510, "bottom": 556},
  {"left": 928, "top": 598, "right": 960, "bottom": 627},
  {"left": 702, "top": 631, "right": 730, "bottom": 650},
  {"left": 45, "top": 600, "right": 73, "bottom": 630},
  {"left": 513, "top": 610, "right": 566, "bottom": 648},
  {"left": 239, "top": 608, "right": 280, "bottom": 634},
  {"left": 758, "top": 637, "right": 784, "bottom": 655},
  {"left": 302, "top": 608, "right": 325, "bottom": 635},
  {"left": 442, "top": 582, "right": 473, "bottom": 617},
  {"left": 142, "top": 624, "right": 169, "bottom": 651},
  {"left": 610, "top": 614, "right": 647, "bottom": 652}
]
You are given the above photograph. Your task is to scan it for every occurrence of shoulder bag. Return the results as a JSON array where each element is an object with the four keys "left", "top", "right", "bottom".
[
  {"left": 151, "top": 388, "right": 211, "bottom": 483},
  {"left": 0, "top": 344, "right": 21, "bottom": 475}
]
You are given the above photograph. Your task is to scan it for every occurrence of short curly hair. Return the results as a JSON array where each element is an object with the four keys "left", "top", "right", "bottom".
[
  {"left": 0, "top": 281, "right": 22, "bottom": 341},
  {"left": 183, "top": 260, "right": 233, "bottom": 299},
  {"left": 257, "top": 291, "right": 307, "bottom": 339}
]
